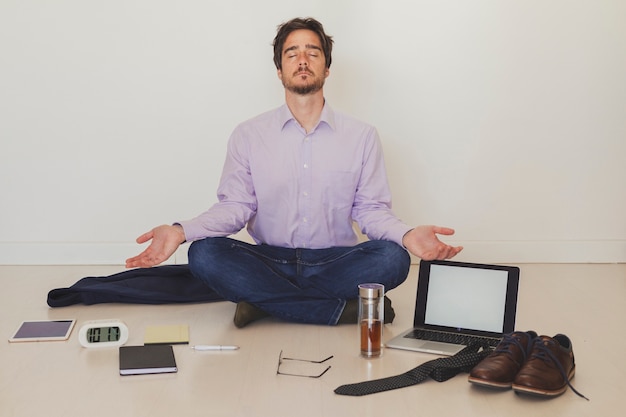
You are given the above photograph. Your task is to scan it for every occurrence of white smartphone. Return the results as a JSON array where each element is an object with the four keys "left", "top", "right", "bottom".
[{"left": 8, "top": 319, "right": 76, "bottom": 342}]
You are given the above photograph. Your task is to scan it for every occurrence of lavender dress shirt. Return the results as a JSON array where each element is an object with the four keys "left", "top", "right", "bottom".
[{"left": 178, "top": 103, "right": 412, "bottom": 249}]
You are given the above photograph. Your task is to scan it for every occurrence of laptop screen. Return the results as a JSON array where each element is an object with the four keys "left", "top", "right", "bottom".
[
  {"left": 424, "top": 265, "right": 509, "bottom": 333},
  {"left": 414, "top": 260, "right": 520, "bottom": 336}
]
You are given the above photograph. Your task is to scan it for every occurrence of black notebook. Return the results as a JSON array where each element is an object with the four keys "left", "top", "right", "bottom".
[{"left": 119, "top": 345, "right": 178, "bottom": 376}]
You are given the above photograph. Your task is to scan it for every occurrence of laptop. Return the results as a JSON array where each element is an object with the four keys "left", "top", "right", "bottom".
[{"left": 385, "top": 260, "right": 520, "bottom": 356}]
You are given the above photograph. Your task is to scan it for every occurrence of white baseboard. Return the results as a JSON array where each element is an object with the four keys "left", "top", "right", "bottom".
[
  {"left": 0, "top": 243, "right": 184, "bottom": 266},
  {"left": 430, "top": 240, "right": 626, "bottom": 264},
  {"left": 0, "top": 240, "right": 624, "bottom": 265}
]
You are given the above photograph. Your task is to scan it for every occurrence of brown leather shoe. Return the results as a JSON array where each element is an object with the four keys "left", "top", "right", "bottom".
[
  {"left": 468, "top": 330, "right": 537, "bottom": 389},
  {"left": 233, "top": 302, "right": 270, "bottom": 328},
  {"left": 512, "top": 334, "right": 588, "bottom": 400}
]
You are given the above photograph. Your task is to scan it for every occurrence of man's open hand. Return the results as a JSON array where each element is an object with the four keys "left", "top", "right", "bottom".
[
  {"left": 125, "top": 224, "right": 186, "bottom": 268},
  {"left": 402, "top": 225, "right": 463, "bottom": 260}
]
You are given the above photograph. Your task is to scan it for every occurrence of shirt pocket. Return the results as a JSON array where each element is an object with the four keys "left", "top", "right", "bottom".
[{"left": 318, "top": 170, "right": 359, "bottom": 212}]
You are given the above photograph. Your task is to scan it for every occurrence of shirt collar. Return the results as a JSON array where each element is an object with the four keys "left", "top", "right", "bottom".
[{"left": 279, "top": 101, "right": 336, "bottom": 132}]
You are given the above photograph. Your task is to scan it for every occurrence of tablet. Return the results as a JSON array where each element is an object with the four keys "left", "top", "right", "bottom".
[{"left": 8, "top": 319, "right": 76, "bottom": 342}]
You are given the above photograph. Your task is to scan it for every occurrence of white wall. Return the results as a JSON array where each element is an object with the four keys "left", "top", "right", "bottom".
[{"left": 1, "top": 0, "right": 624, "bottom": 265}]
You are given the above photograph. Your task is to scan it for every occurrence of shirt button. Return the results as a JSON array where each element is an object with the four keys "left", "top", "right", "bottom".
[
  {"left": 303, "top": 191, "right": 309, "bottom": 197},
  {"left": 303, "top": 163, "right": 308, "bottom": 169},
  {"left": 303, "top": 217, "right": 308, "bottom": 223}
]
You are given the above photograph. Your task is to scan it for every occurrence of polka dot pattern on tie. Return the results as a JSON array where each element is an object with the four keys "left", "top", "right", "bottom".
[{"left": 334, "top": 343, "right": 493, "bottom": 396}]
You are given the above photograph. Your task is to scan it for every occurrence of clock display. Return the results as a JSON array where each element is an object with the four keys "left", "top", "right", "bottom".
[
  {"left": 78, "top": 320, "right": 129, "bottom": 348},
  {"left": 86, "top": 326, "right": 121, "bottom": 343}
]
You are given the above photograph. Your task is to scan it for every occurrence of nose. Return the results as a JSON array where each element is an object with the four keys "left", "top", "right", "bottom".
[{"left": 296, "top": 51, "right": 310, "bottom": 66}]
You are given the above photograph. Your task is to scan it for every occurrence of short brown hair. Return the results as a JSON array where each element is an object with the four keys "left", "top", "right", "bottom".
[{"left": 272, "top": 17, "right": 334, "bottom": 70}]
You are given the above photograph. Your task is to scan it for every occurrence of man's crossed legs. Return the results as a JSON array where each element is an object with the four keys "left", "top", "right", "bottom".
[{"left": 188, "top": 237, "right": 411, "bottom": 327}]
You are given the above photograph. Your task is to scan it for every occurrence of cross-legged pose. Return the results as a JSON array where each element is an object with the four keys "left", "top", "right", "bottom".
[{"left": 125, "top": 17, "right": 462, "bottom": 327}]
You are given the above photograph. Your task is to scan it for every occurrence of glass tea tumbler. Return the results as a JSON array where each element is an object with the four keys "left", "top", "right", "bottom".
[{"left": 358, "top": 283, "right": 384, "bottom": 358}]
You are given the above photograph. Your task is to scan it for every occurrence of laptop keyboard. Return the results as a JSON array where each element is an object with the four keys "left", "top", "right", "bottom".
[{"left": 404, "top": 329, "right": 501, "bottom": 348}]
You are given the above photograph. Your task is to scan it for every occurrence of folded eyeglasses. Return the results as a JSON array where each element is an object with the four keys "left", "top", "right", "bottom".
[{"left": 276, "top": 350, "right": 333, "bottom": 378}]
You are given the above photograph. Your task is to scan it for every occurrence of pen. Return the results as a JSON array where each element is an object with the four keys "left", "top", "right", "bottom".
[{"left": 191, "top": 345, "right": 240, "bottom": 351}]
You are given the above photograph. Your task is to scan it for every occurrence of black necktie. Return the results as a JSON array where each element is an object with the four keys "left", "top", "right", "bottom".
[{"left": 334, "top": 343, "right": 492, "bottom": 396}]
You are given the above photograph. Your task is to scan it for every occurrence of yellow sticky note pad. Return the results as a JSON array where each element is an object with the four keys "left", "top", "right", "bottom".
[{"left": 144, "top": 324, "right": 189, "bottom": 345}]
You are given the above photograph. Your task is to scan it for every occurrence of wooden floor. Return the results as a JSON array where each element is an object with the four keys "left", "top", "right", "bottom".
[{"left": 1, "top": 263, "right": 624, "bottom": 417}]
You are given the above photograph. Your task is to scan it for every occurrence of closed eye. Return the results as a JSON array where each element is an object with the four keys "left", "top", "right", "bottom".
[{"left": 283, "top": 44, "right": 323, "bottom": 59}]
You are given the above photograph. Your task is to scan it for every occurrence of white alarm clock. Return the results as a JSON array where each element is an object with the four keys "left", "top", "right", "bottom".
[{"left": 78, "top": 319, "right": 129, "bottom": 348}]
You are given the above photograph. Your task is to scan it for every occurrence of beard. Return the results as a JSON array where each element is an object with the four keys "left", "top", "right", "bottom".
[{"left": 281, "top": 69, "right": 326, "bottom": 95}]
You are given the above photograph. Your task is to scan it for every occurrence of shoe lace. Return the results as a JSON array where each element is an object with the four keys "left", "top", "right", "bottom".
[
  {"left": 531, "top": 338, "right": 589, "bottom": 401},
  {"left": 494, "top": 332, "right": 532, "bottom": 363}
]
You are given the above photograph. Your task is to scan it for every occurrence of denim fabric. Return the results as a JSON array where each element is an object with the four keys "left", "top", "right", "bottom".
[
  {"left": 188, "top": 237, "right": 411, "bottom": 325},
  {"left": 47, "top": 265, "right": 224, "bottom": 307}
]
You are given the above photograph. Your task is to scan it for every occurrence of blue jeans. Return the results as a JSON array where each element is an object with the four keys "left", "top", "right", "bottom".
[{"left": 188, "top": 237, "right": 411, "bottom": 325}]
